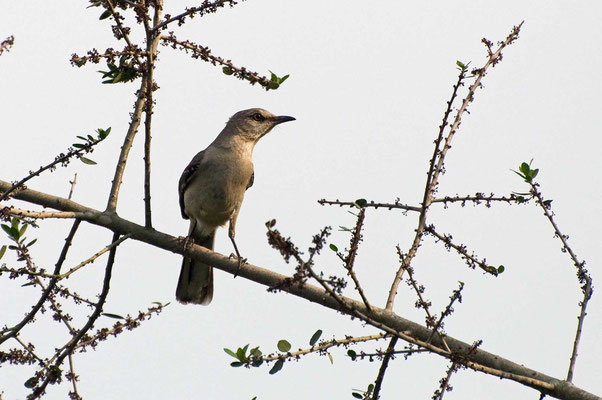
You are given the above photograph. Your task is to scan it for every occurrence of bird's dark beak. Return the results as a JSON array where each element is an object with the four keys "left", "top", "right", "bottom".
[{"left": 273, "top": 115, "right": 296, "bottom": 125}]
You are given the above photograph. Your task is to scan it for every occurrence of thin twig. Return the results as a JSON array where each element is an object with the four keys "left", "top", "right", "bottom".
[
  {"left": 529, "top": 182, "right": 593, "bottom": 383},
  {"left": 105, "top": 78, "right": 148, "bottom": 212},
  {"left": 342, "top": 208, "right": 372, "bottom": 312},
  {"left": 31, "top": 232, "right": 121, "bottom": 398},
  {"left": 154, "top": 0, "right": 239, "bottom": 31},
  {"left": 371, "top": 336, "right": 398, "bottom": 400},
  {"left": 425, "top": 226, "right": 498, "bottom": 275},
  {"left": 141, "top": 0, "right": 163, "bottom": 228},
  {"left": 0, "top": 35, "right": 14, "bottom": 55},
  {"left": 160, "top": 33, "right": 275, "bottom": 90},
  {"left": 68, "top": 173, "right": 77, "bottom": 200},
  {"left": 0, "top": 220, "right": 81, "bottom": 344},
  {"left": 385, "top": 22, "right": 523, "bottom": 311},
  {"left": 318, "top": 198, "right": 421, "bottom": 212},
  {"left": 257, "top": 333, "right": 388, "bottom": 363}
]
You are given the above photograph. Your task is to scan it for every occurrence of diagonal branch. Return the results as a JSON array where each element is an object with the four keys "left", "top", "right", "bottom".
[{"left": 0, "top": 179, "right": 599, "bottom": 400}]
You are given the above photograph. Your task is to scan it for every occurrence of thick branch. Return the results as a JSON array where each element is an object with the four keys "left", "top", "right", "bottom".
[{"left": 0, "top": 179, "right": 598, "bottom": 400}]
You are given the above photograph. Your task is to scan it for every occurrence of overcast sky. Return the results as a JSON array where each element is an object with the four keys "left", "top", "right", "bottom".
[{"left": 1, "top": 1, "right": 601, "bottom": 399}]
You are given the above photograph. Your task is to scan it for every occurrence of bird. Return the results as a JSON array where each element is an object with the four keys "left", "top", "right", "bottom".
[{"left": 176, "top": 108, "right": 296, "bottom": 305}]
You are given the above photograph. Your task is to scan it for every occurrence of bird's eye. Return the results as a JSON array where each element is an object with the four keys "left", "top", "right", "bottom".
[{"left": 251, "top": 113, "right": 265, "bottom": 122}]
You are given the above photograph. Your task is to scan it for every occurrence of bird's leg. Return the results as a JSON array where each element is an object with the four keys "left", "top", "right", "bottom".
[
  {"left": 228, "top": 221, "right": 246, "bottom": 278},
  {"left": 182, "top": 220, "right": 197, "bottom": 250}
]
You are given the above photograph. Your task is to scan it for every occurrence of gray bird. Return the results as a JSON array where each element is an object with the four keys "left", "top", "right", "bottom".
[{"left": 176, "top": 108, "right": 296, "bottom": 305}]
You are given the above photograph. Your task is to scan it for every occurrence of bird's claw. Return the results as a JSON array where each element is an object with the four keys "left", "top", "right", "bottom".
[{"left": 229, "top": 253, "right": 247, "bottom": 278}]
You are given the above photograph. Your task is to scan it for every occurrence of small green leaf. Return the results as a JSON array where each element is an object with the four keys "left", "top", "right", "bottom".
[
  {"left": 352, "top": 392, "right": 362, "bottom": 399},
  {"left": 251, "top": 359, "right": 263, "bottom": 368},
  {"left": 269, "top": 359, "right": 284, "bottom": 375},
  {"left": 236, "top": 346, "right": 247, "bottom": 361},
  {"left": 329, "top": 244, "right": 338, "bottom": 252},
  {"left": 309, "top": 329, "right": 322, "bottom": 346},
  {"left": 279, "top": 74, "right": 289, "bottom": 83},
  {"left": 222, "top": 66, "right": 233, "bottom": 75},
  {"left": 224, "top": 348, "right": 237, "bottom": 359},
  {"left": 73, "top": 143, "right": 86, "bottom": 149},
  {"left": 230, "top": 361, "right": 244, "bottom": 367},
  {"left": 27, "top": 239, "right": 37, "bottom": 247},
  {"left": 267, "top": 81, "right": 280, "bottom": 90},
  {"left": 347, "top": 349, "right": 357, "bottom": 360},
  {"left": 0, "top": 245, "right": 6, "bottom": 259},
  {"left": 497, "top": 265, "right": 505, "bottom": 273},
  {"left": 24, "top": 377, "right": 38, "bottom": 388},
  {"left": 11, "top": 217, "right": 19, "bottom": 229},
  {"left": 354, "top": 198, "right": 368, "bottom": 208},
  {"left": 19, "top": 224, "right": 27, "bottom": 237},
  {"left": 277, "top": 339, "right": 291, "bottom": 352},
  {"left": 80, "top": 156, "right": 97, "bottom": 165},
  {"left": 76, "top": 135, "right": 87, "bottom": 141},
  {"left": 22, "top": 281, "right": 36, "bottom": 287},
  {"left": 249, "top": 346, "right": 262, "bottom": 357},
  {"left": 102, "top": 313, "right": 125, "bottom": 319},
  {"left": 367, "top": 383, "right": 374, "bottom": 392},
  {"left": 99, "top": 9, "right": 112, "bottom": 20}
]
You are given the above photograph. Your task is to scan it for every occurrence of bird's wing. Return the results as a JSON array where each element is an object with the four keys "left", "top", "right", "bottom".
[
  {"left": 178, "top": 150, "right": 205, "bottom": 219},
  {"left": 246, "top": 171, "right": 254, "bottom": 190}
]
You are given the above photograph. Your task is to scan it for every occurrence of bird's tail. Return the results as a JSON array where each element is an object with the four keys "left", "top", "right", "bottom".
[{"left": 176, "top": 223, "right": 215, "bottom": 305}]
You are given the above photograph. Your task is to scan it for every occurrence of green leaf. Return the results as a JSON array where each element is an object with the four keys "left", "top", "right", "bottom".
[
  {"left": 347, "top": 349, "right": 357, "bottom": 360},
  {"left": 249, "top": 346, "right": 262, "bottom": 358},
  {"left": 99, "top": 9, "right": 112, "bottom": 20},
  {"left": 519, "top": 162, "right": 530, "bottom": 175},
  {"left": 269, "top": 359, "right": 284, "bottom": 375},
  {"left": 251, "top": 359, "right": 263, "bottom": 368},
  {"left": 102, "top": 313, "right": 125, "bottom": 319},
  {"left": 236, "top": 346, "right": 247, "bottom": 361},
  {"left": 73, "top": 143, "right": 86, "bottom": 149},
  {"left": 27, "top": 239, "right": 37, "bottom": 247},
  {"left": 11, "top": 217, "right": 19, "bottom": 229},
  {"left": 277, "top": 339, "right": 291, "bottom": 352},
  {"left": 22, "top": 281, "right": 36, "bottom": 287},
  {"left": 222, "top": 66, "right": 233, "bottom": 75},
  {"left": 19, "top": 224, "right": 27, "bottom": 237},
  {"left": 309, "top": 329, "right": 322, "bottom": 346},
  {"left": 24, "top": 377, "right": 38, "bottom": 388},
  {"left": 76, "top": 135, "right": 87, "bottom": 141},
  {"left": 267, "top": 81, "right": 280, "bottom": 90},
  {"left": 329, "top": 244, "right": 338, "bottom": 252},
  {"left": 354, "top": 198, "right": 367, "bottom": 208},
  {"left": 230, "top": 361, "right": 244, "bottom": 367},
  {"left": 224, "top": 348, "right": 237, "bottom": 359},
  {"left": 367, "top": 384, "right": 374, "bottom": 392},
  {"left": 279, "top": 74, "right": 289, "bottom": 83},
  {"left": 80, "top": 156, "right": 97, "bottom": 165},
  {"left": 0, "top": 245, "right": 6, "bottom": 260},
  {"left": 352, "top": 392, "right": 363, "bottom": 399},
  {"left": 497, "top": 265, "right": 505, "bottom": 273}
]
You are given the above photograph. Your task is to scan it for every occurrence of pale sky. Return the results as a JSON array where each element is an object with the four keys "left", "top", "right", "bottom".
[{"left": 1, "top": 1, "right": 601, "bottom": 399}]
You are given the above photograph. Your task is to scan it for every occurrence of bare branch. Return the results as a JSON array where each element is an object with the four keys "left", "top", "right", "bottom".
[
  {"left": 154, "top": 0, "right": 240, "bottom": 31},
  {"left": 0, "top": 220, "right": 81, "bottom": 344},
  {"left": 0, "top": 179, "right": 598, "bottom": 400},
  {"left": 529, "top": 181, "right": 593, "bottom": 383},
  {"left": 160, "top": 33, "right": 276, "bottom": 90},
  {"left": 318, "top": 198, "right": 421, "bottom": 212},
  {"left": 0, "top": 35, "right": 14, "bottom": 56}
]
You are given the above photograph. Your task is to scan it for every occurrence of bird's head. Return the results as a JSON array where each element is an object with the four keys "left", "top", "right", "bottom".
[{"left": 226, "top": 108, "right": 295, "bottom": 142}]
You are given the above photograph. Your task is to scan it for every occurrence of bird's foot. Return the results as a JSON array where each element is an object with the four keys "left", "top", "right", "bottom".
[{"left": 228, "top": 253, "right": 247, "bottom": 278}]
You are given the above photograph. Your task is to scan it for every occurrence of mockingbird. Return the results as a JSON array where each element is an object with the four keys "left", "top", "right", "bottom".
[{"left": 176, "top": 108, "right": 296, "bottom": 305}]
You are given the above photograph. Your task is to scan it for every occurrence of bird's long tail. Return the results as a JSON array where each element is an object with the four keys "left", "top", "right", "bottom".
[{"left": 176, "top": 222, "right": 215, "bottom": 305}]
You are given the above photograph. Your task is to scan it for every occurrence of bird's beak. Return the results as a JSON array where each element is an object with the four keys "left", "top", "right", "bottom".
[{"left": 273, "top": 115, "right": 296, "bottom": 125}]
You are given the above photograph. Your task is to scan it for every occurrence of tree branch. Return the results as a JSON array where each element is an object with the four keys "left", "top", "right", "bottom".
[{"left": 0, "top": 179, "right": 598, "bottom": 400}]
